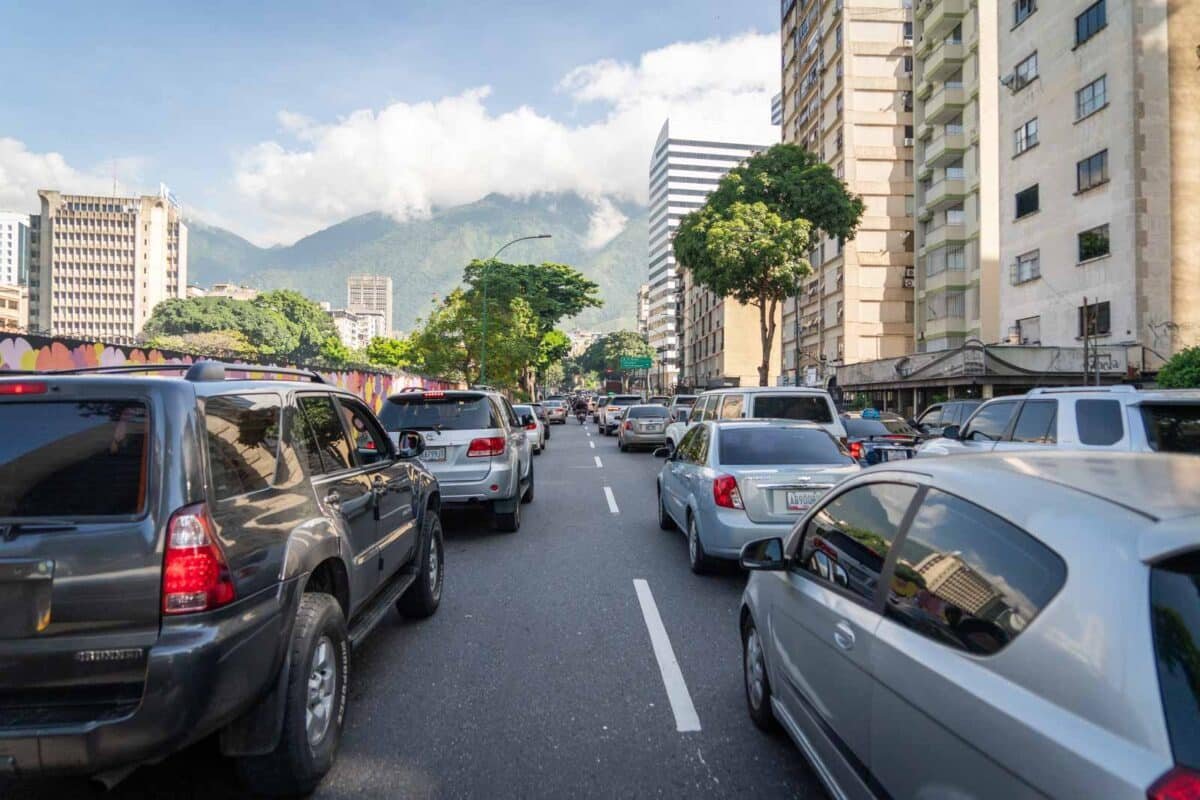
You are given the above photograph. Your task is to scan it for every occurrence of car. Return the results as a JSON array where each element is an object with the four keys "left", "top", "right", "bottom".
[
  {"left": 667, "top": 394, "right": 697, "bottom": 422},
  {"left": 598, "top": 394, "right": 643, "bottom": 435},
  {"left": 686, "top": 386, "right": 848, "bottom": 442},
  {"left": 916, "top": 386, "right": 1200, "bottom": 458},
  {"left": 542, "top": 399, "right": 568, "bottom": 424},
  {"left": 841, "top": 410, "right": 923, "bottom": 465},
  {"left": 617, "top": 404, "right": 670, "bottom": 451},
  {"left": 739, "top": 451, "right": 1200, "bottom": 800},
  {"left": 911, "top": 398, "right": 983, "bottom": 437},
  {"left": 655, "top": 420, "right": 859, "bottom": 574},
  {"left": 0, "top": 363, "right": 444, "bottom": 795},
  {"left": 662, "top": 405, "right": 693, "bottom": 456},
  {"left": 379, "top": 388, "right": 534, "bottom": 531},
  {"left": 513, "top": 403, "right": 546, "bottom": 454},
  {"left": 529, "top": 402, "right": 551, "bottom": 441},
  {"left": 647, "top": 395, "right": 672, "bottom": 406}
]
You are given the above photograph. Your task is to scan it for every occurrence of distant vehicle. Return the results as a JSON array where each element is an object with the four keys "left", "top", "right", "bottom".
[
  {"left": 668, "top": 394, "right": 697, "bottom": 422},
  {"left": 541, "top": 399, "right": 568, "bottom": 424},
  {"left": 529, "top": 402, "right": 551, "bottom": 441},
  {"left": 916, "top": 386, "right": 1200, "bottom": 458},
  {"left": 617, "top": 404, "right": 670, "bottom": 451},
  {"left": 380, "top": 388, "right": 534, "bottom": 531},
  {"left": 655, "top": 420, "right": 858, "bottom": 573},
  {"left": 740, "top": 451, "right": 1200, "bottom": 800},
  {"left": 598, "top": 394, "right": 643, "bottom": 435},
  {"left": 683, "top": 387, "right": 848, "bottom": 443},
  {"left": 0, "top": 364, "right": 444, "bottom": 795},
  {"left": 647, "top": 395, "right": 671, "bottom": 406},
  {"left": 911, "top": 399, "right": 983, "bottom": 437},
  {"left": 513, "top": 404, "right": 546, "bottom": 454},
  {"left": 604, "top": 379, "right": 623, "bottom": 394},
  {"left": 841, "top": 410, "right": 922, "bottom": 465}
]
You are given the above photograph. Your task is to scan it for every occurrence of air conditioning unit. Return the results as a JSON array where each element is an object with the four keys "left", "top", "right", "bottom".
[
  {"left": 1000, "top": 73, "right": 1017, "bottom": 89},
  {"left": 903, "top": 278, "right": 915, "bottom": 289},
  {"left": 903, "top": 137, "right": 914, "bottom": 146}
]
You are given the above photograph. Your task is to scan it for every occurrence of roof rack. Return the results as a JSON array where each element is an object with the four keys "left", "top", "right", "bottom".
[
  {"left": 26, "top": 361, "right": 326, "bottom": 384},
  {"left": 1027, "top": 385, "right": 1136, "bottom": 396}
]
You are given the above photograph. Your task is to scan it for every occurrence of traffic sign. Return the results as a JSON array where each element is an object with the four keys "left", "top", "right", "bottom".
[{"left": 619, "top": 355, "right": 652, "bottom": 370}]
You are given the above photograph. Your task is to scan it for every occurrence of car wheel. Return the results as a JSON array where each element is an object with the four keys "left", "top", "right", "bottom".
[
  {"left": 657, "top": 487, "right": 674, "bottom": 531},
  {"left": 237, "top": 593, "right": 349, "bottom": 797},
  {"left": 619, "top": 439, "right": 628, "bottom": 452},
  {"left": 521, "top": 462, "right": 535, "bottom": 504},
  {"left": 397, "top": 512, "right": 443, "bottom": 619},
  {"left": 664, "top": 440, "right": 676, "bottom": 458},
  {"left": 743, "top": 619, "right": 777, "bottom": 732},
  {"left": 493, "top": 497, "right": 521, "bottom": 532},
  {"left": 687, "top": 514, "right": 712, "bottom": 575},
  {"left": 533, "top": 444, "right": 542, "bottom": 456}
]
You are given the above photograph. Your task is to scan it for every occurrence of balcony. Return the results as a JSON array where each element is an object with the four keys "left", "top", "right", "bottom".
[
  {"left": 923, "top": 129, "right": 966, "bottom": 167},
  {"left": 920, "top": 222, "right": 966, "bottom": 253},
  {"left": 923, "top": 84, "right": 966, "bottom": 124},
  {"left": 924, "top": 42, "right": 965, "bottom": 81},
  {"left": 920, "top": 0, "right": 967, "bottom": 40},
  {"left": 920, "top": 177, "right": 967, "bottom": 213}
]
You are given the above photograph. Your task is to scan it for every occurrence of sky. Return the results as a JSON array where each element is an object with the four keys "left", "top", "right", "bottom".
[{"left": 0, "top": 1, "right": 780, "bottom": 246}]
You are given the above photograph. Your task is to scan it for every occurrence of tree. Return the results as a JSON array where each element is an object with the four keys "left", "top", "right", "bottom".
[
  {"left": 580, "top": 330, "right": 655, "bottom": 377},
  {"left": 253, "top": 290, "right": 339, "bottom": 362},
  {"left": 366, "top": 336, "right": 416, "bottom": 369},
  {"left": 462, "top": 261, "right": 602, "bottom": 334},
  {"left": 144, "top": 330, "right": 257, "bottom": 359},
  {"left": 1158, "top": 346, "right": 1200, "bottom": 388},
  {"left": 143, "top": 296, "right": 298, "bottom": 357},
  {"left": 318, "top": 335, "right": 352, "bottom": 367},
  {"left": 410, "top": 289, "right": 539, "bottom": 388}
]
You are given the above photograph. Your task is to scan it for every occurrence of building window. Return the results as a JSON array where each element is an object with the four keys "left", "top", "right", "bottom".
[
  {"left": 903, "top": 21, "right": 913, "bottom": 40},
  {"left": 1075, "top": 75, "right": 1107, "bottom": 120},
  {"left": 1012, "top": 250, "right": 1041, "bottom": 284},
  {"left": 1017, "top": 315, "right": 1041, "bottom": 344},
  {"left": 946, "top": 245, "right": 966, "bottom": 271},
  {"left": 1077, "top": 150, "right": 1108, "bottom": 192},
  {"left": 1078, "top": 300, "right": 1111, "bottom": 337},
  {"left": 1078, "top": 224, "right": 1111, "bottom": 262},
  {"left": 1075, "top": 0, "right": 1106, "bottom": 47},
  {"left": 1013, "top": 52, "right": 1038, "bottom": 91},
  {"left": 946, "top": 292, "right": 966, "bottom": 318},
  {"left": 1014, "top": 117, "right": 1038, "bottom": 155},
  {"left": 946, "top": 158, "right": 965, "bottom": 180},
  {"left": 903, "top": 55, "right": 913, "bottom": 74},
  {"left": 1015, "top": 185, "right": 1039, "bottom": 219},
  {"left": 946, "top": 204, "right": 965, "bottom": 226}
]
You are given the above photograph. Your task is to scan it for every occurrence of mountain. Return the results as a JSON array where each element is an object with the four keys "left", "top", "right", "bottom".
[{"left": 186, "top": 193, "right": 649, "bottom": 333}]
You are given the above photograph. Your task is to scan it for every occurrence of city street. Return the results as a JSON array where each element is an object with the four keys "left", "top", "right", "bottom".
[{"left": 3, "top": 420, "right": 825, "bottom": 800}]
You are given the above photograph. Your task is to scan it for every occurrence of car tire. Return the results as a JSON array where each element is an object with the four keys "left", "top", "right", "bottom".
[
  {"left": 619, "top": 439, "right": 628, "bottom": 452},
  {"left": 493, "top": 497, "right": 521, "bottom": 532},
  {"left": 236, "top": 593, "right": 349, "bottom": 797},
  {"left": 534, "top": 445, "right": 542, "bottom": 456},
  {"left": 657, "top": 487, "right": 674, "bottom": 531},
  {"left": 687, "top": 514, "right": 712, "bottom": 575},
  {"left": 397, "top": 513, "right": 444, "bottom": 619},
  {"left": 521, "top": 462, "right": 535, "bottom": 504},
  {"left": 743, "top": 619, "right": 777, "bottom": 732}
]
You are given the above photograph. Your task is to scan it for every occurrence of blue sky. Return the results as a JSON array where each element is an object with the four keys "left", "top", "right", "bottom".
[{"left": 1, "top": 1, "right": 780, "bottom": 244}]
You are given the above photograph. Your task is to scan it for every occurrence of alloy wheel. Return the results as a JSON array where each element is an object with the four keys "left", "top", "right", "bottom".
[
  {"left": 306, "top": 636, "right": 337, "bottom": 747},
  {"left": 745, "top": 627, "right": 766, "bottom": 711}
]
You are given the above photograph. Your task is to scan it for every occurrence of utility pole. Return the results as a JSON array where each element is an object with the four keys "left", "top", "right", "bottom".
[{"left": 1082, "top": 296, "right": 1089, "bottom": 386}]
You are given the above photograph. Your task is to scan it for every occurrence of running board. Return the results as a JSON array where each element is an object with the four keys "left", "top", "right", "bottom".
[{"left": 348, "top": 571, "right": 417, "bottom": 648}]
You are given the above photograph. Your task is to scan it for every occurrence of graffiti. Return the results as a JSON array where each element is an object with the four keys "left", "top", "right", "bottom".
[{"left": 0, "top": 334, "right": 455, "bottom": 410}]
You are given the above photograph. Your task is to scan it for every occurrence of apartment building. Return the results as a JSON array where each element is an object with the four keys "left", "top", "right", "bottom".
[
  {"left": 636, "top": 282, "right": 651, "bottom": 339},
  {"left": 912, "top": 0, "right": 999, "bottom": 351},
  {"left": 646, "top": 120, "right": 766, "bottom": 392},
  {"left": 681, "top": 266, "right": 782, "bottom": 388},
  {"left": 778, "top": 0, "right": 915, "bottom": 385},
  {"left": 331, "top": 307, "right": 387, "bottom": 350},
  {"left": 347, "top": 274, "right": 393, "bottom": 337},
  {"left": 997, "top": 0, "right": 1200, "bottom": 362},
  {"left": 29, "top": 190, "right": 187, "bottom": 340},
  {"left": 0, "top": 284, "right": 28, "bottom": 333},
  {"left": 0, "top": 212, "right": 31, "bottom": 286}
]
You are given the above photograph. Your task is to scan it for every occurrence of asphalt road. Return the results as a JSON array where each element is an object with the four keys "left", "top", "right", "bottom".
[{"left": 3, "top": 420, "right": 826, "bottom": 799}]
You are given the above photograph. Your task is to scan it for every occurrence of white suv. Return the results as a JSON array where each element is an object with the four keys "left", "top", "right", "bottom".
[
  {"left": 664, "top": 387, "right": 847, "bottom": 455},
  {"left": 917, "top": 386, "right": 1200, "bottom": 457}
]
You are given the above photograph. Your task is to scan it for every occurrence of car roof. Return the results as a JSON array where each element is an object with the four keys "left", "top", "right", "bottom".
[
  {"left": 1027, "top": 386, "right": 1200, "bottom": 403},
  {"left": 0, "top": 373, "right": 360, "bottom": 401},
  {"left": 699, "top": 386, "right": 830, "bottom": 395},
  {"left": 707, "top": 418, "right": 825, "bottom": 429},
  {"left": 386, "top": 388, "right": 492, "bottom": 400}
]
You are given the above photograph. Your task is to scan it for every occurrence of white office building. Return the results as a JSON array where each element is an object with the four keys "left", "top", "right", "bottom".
[{"left": 0, "top": 212, "right": 31, "bottom": 286}]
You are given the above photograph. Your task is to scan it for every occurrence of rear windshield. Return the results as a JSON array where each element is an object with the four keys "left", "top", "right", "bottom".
[
  {"left": 718, "top": 427, "right": 852, "bottom": 466},
  {"left": 1141, "top": 404, "right": 1200, "bottom": 454},
  {"left": 379, "top": 395, "right": 499, "bottom": 431},
  {"left": 610, "top": 396, "right": 641, "bottom": 406},
  {"left": 674, "top": 396, "right": 697, "bottom": 405},
  {"left": 543, "top": 400, "right": 563, "bottom": 407},
  {"left": 1151, "top": 554, "right": 1200, "bottom": 770},
  {"left": 0, "top": 400, "right": 149, "bottom": 517},
  {"left": 628, "top": 406, "right": 669, "bottom": 419},
  {"left": 752, "top": 394, "right": 834, "bottom": 424},
  {"left": 844, "top": 418, "right": 918, "bottom": 437}
]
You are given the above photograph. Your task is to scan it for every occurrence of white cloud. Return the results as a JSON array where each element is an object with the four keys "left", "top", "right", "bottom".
[{"left": 0, "top": 138, "right": 147, "bottom": 213}]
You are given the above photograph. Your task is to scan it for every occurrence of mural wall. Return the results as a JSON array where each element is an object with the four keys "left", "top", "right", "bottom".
[{"left": 0, "top": 334, "right": 455, "bottom": 410}]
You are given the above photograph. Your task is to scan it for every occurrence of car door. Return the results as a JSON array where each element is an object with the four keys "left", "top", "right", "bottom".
[
  {"left": 665, "top": 426, "right": 702, "bottom": 519},
  {"left": 950, "top": 399, "right": 1020, "bottom": 454},
  {"left": 500, "top": 398, "right": 530, "bottom": 485},
  {"left": 336, "top": 396, "right": 417, "bottom": 579},
  {"left": 295, "top": 393, "right": 382, "bottom": 606},
  {"left": 991, "top": 399, "right": 1058, "bottom": 453},
  {"left": 765, "top": 481, "right": 919, "bottom": 796}
]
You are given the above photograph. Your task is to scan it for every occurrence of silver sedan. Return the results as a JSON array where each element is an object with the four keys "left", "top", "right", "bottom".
[{"left": 618, "top": 404, "right": 670, "bottom": 451}]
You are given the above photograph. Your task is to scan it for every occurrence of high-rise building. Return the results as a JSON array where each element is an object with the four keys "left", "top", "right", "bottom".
[
  {"left": 912, "top": 0, "right": 999, "bottom": 352},
  {"left": 997, "top": 0, "right": 1200, "bottom": 361},
  {"left": 646, "top": 120, "right": 765, "bottom": 392},
  {"left": 347, "top": 274, "right": 393, "bottom": 337},
  {"left": 636, "top": 283, "right": 651, "bottom": 339},
  {"left": 30, "top": 190, "right": 187, "bottom": 340},
  {"left": 0, "top": 212, "right": 32, "bottom": 286},
  {"left": 779, "top": 0, "right": 916, "bottom": 385}
]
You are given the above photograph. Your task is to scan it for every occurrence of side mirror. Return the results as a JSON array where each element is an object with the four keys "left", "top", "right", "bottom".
[
  {"left": 396, "top": 430, "right": 425, "bottom": 459},
  {"left": 653, "top": 446, "right": 672, "bottom": 458},
  {"left": 941, "top": 425, "right": 961, "bottom": 440},
  {"left": 740, "top": 537, "right": 786, "bottom": 571}
]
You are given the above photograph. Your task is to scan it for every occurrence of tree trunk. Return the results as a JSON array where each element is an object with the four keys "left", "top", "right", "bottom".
[{"left": 757, "top": 299, "right": 770, "bottom": 387}]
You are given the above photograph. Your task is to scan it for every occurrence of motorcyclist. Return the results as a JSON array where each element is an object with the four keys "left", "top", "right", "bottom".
[{"left": 573, "top": 397, "right": 589, "bottom": 422}]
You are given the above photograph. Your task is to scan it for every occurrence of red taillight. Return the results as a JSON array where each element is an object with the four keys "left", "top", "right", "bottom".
[
  {"left": 849, "top": 441, "right": 863, "bottom": 460},
  {"left": 1149, "top": 767, "right": 1200, "bottom": 800},
  {"left": 883, "top": 434, "right": 910, "bottom": 441},
  {"left": 525, "top": 422, "right": 538, "bottom": 430},
  {"left": 162, "top": 503, "right": 236, "bottom": 615},
  {"left": 467, "top": 436, "right": 506, "bottom": 457},
  {"left": 713, "top": 474, "right": 744, "bottom": 509},
  {"left": 424, "top": 390, "right": 445, "bottom": 399},
  {"left": 0, "top": 381, "right": 47, "bottom": 395},
  {"left": 623, "top": 421, "right": 633, "bottom": 430},
  {"left": 365, "top": 439, "right": 376, "bottom": 450}
]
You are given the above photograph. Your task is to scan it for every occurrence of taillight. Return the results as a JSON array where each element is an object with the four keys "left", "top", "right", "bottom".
[
  {"left": 0, "top": 381, "right": 47, "bottom": 395},
  {"left": 1149, "top": 767, "right": 1200, "bottom": 800},
  {"left": 162, "top": 503, "right": 236, "bottom": 615},
  {"left": 467, "top": 436, "right": 506, "bottom": 457},
  {"left": 849, "top": 441, "right": 863, "bottom": 460},
  {"left": 713, "top": 474, "right": 744, "bottom": 509},
  {"left": 623, "top": 421, "right": 633, "bottom": 430},
  {"left": 525, "top": 422, "right": 538, "bottom": 430}
]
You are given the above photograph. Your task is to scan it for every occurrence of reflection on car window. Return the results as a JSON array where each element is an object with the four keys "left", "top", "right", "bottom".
[
  {"left": 1077, "top": 399, "right": 1124, "bottom": 445},
  {"left": 1011, "top": 400, "right": 1057, "bottom": 444},
  {"left": 963, "top": 401, "right": 1016, "bottom": 441},
  {"left": 885, "top": 489, "right": 1066, "bottom": 656},
  {"left": 720, "top": 395, "right": 744, "bottom": 419},
  {"left": 205, "top": 394, "right": 281, "bottom": 500},
  {"left": 797, "top": 483, "right": 917, "bottom": 604},
  {"left": 337, "top": 399, "right": 390, "bottom": 466},
  {"left": 1141, "top": 404, "right": 1200, "bottom": 453},
  {"left": 297, "top": 395, "right": 353, "bottom": 474}
]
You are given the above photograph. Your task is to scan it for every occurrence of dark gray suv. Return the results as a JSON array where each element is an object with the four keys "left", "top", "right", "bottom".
[{"left": 0, "top": 362, "right": 444, "bottom": 795}]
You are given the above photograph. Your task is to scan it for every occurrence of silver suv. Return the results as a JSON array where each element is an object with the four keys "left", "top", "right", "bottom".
[
  {"left": 379, "top": 389, "right": 534, "bottom": 531},
  {"left": 739, "top": 451, "right": 1200, "bottom": 799}
]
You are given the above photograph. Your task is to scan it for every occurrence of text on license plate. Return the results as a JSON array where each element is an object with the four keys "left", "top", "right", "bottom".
[
  {"left": 785, "top": 490, "right": 822, "bottom": 511},
  {"left": 423, "top": 447, "right": 446, "bottom": 462},
  {"left": 879, "top": 449, "right": 912, "bottom": 462},
  {"left": 641, "top": 424, "right": 662, "bottom": 432}
]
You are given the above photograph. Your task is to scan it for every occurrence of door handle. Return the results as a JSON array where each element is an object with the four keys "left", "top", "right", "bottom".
[
  {"left": 323, "top": 490, "right": 341, "bottom": 509},
  {"left": 833, "top": 621, "right": 855, "bottom": 651}
]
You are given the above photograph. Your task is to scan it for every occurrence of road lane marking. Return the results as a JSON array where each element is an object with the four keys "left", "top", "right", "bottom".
[
  {"left": 604, "top": 486, "right": 619, "bottom": 514},
  {"left": 594, "top": 455, "right": 603, "bottom": 468},
  {"left": 589, "top": 441, "right": 595, "bottom": 449},
  {"left": 633, "top": 579, "right": 701, "bottom": 733}
]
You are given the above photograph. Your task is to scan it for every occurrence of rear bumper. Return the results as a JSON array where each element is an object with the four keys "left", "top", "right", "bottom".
[
  {"left": 621, "top": 431, "right": 666, "bottom": 446},
  {"left": 437, "top": 464, "right": 519, "bottom": 504},
  {"left": 699, "top": 509, "right": 794, "bottom": 560},
  {"left": 0, "top": 581, "right": 296, "bottom": 777}
]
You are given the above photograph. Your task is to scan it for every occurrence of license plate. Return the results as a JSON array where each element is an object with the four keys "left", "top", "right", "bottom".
[
  {"left": 785, "top": 490, "right": 822, "bottom": 511},
  {"left": 423, "top": 447, "right": 446, "bottom": 462},
  {"left": 643, "top": 424, "right": 662, "bottom": 432},
  {"left": 880, "top": 449, "right": 912, "bottom": 462}
]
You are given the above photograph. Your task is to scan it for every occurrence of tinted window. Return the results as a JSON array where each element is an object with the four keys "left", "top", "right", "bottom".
[
  {"left": 628, "top": 405, "right": 668, "bottom": 419},
  {"left": 379, "top": 394, "right": 499, "bottom": 431},
  {"left": 796, "top": 483, "right": 918, "bottom": 604},
  {"left": 297, "top": 395, "right": 353, "bottom": 474},
  {"left": 286, "top": 404, "right": 325, "bottom": 477},
  {"left": 0, "top": 400, "right": 148, "bottom": 517},
  {"left": 1011, "top": 400, "right": 1057, "bottom": 444},
  {"left": 337, "top": 398, "right": 391, "bottom": 466},
  {"left": 1151, "top": 554, "right": 1200, "bottom": 770},
  {"left": 752, "top": 394, "right": 834, "bottom": 423},
  {"left": 1141, "top": 404, "right": 1200, "bottom": 453},
  {"left": 1076, "top": 398, "right": 1123, "bottom": 445},
  {"left": 611, "top": 396, "right": 641, "bottom": 406},
  {"left": 844, "top": 418, "right": 917, "bottom": 437},
  {"left": 885, "top": 489, "right": 1066, "bottom": 655},
  {"left": 719, "top": 427, "right": 852, "bottom": 466},
  {"left": 963, "top": 401, "right": 1017, "bottom": 441},
  {"left": 674, "top": 395, "right": 697, "bottom": 406},
  {"left": 918, "top": 405, "right": 943, "bottom": 427},
  {"left": 205, "top": 394, "right": 281, "bottom": 499},
  {"left": 690, "top": 426, "right": 711, "bottom": 464}
]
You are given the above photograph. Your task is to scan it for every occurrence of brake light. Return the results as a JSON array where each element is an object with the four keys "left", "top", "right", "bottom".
[
  {"left": 849, "top": 441, "right": 863, "bottom": 460},
  {"left": 424, "top": 390, "right": 445, "bottom": 399},
  {"left": 162, "top": 503, "right": 236, "bottom": 615},
  {"left": 365, "top": 439, "right": 376, "bottom": 450},
  {"left": 525, "top": 422, "right": 538, "bottom": 430},
  {"left": 467, "top": 436, "right": 506, "bottom": 457},
  {"left": 1149, "top": 767, "right": 1200, "bottom": 800},
  {"left": 713, "top": 474, "right": 744, "bottom": 509},
  {"left": 0, "top": 381, "right": 47, "bottom": 395},
  {"left": 623, "top": 421, "right": 633, "bottom": 430}
]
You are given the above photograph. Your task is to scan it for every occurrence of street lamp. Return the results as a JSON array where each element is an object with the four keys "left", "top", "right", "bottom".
[{"left": 479, "top": 234, "right": 552, "bottom": 385}]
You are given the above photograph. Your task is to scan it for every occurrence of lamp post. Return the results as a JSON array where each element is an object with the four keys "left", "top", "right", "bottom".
[{"left": 479, "top": 234, "right": 551, "bottom": 385}]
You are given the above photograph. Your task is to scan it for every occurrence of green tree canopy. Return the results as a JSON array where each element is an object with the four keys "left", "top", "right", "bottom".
[
  {"left": 365, "top": 336, "right": 416, "bottom": 369},
  {"left": 143, "top": 296, "right": 299, "bottom": 357},
  {"left": 253, "top": 289, "right": 339, "bottom": 362},
  {"left": 318, "top": 335, "right": 352, "bottom": 367},
  {"left": 580, "top": 330, "right": 655, "bottom": 375},
  {"left": 462, "top": 261, "right": 602, "bottom": 333},
  {"left": 144, "top": 330, "right": 257, "bottom": 359},
  {"left": 1158, "top": 346, "right": 1200, "bottom": 388},
  {"left": 410, "top": 289, "right": 539, "bottom": 388}
]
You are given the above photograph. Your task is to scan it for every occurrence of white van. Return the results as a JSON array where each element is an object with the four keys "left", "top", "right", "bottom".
[{"left": 665, "top": 387, "right": 847, "bottom": 453}]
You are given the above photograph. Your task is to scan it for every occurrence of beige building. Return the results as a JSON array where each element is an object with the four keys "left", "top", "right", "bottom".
[
  {"left": 347, "top": 274, "right": 393, "bottom": 337},
  {"left": 779, "top": 0, "right": 915, "bottom": 386},
  {"left": 997, "top": 0, "right": 1200, "bottom": 364},
  {"left": 29, "top": 190, "right": 187, "bottom": 341},
  {"left": 682, "top": 269, "right": 782, "bottom": 388},
  {"left": 913, "top": 0, "right": 999, "bottom": 351},
  {"left": 0, "top": 284, "right": 28, "bottom": 333},
  {"left": 636, "top": 282, "right": 651, "bottom": 339},
  {"left": 330, "top": 307, "right": 387, "bottom": 350}
]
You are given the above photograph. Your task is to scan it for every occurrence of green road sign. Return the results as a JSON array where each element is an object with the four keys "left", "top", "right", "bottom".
[{"left": 619, "top": 355, "right": 652, "bottom": 370}]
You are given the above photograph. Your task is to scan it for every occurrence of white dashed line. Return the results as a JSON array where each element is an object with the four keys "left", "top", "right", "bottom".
[
  {"left": 603, "top": 486, "right": 619, "bottom": 514},
  {"left": 633, "top": 579, "right": 701, "bottom": 733},
  {"left": 594, "top": 455, "right": 603, "bottom": 468},
  {"left": 589, "top": 441, "right": 595, "bottom": 449}
]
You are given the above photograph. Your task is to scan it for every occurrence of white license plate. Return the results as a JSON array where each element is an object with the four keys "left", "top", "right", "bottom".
[
  {"left": 643, "top": 424, "right": 662, "bottom": 432},
  {"left": 423, "top": 447, "right": 446, "bottom": 462},
  {"left": 785, "top": 490, "right": 822, "bottom": 511},
  {"left": 880, "top": 449, "right": 911, "bottom": 462}
]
